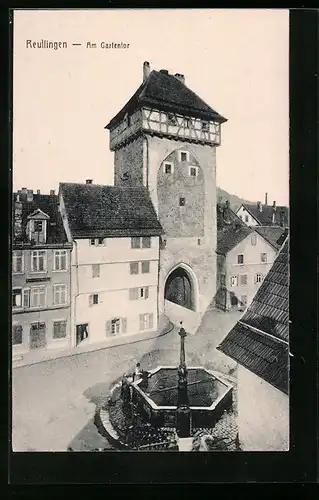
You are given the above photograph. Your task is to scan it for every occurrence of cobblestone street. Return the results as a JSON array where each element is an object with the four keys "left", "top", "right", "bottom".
[{"left": 12, "top": 309, "right": 241, "bottom": 452}]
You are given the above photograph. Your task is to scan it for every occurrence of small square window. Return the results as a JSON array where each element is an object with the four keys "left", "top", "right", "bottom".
[
  {"left": 251, "top": 233, "right": 257, "bottom": 245},
  {"left": 185, "top": 118, "right": 192, "bottom": 128},
  {"left": 237, "top": 254, "right": 244, "bottom": 264},
  {"left": 130, "top": 262, "right": 139, "bottom": 275},
  {"left": 201, "top": 121, "right": 209, "bottom": 131},
  {"left": 131, "top": 237, "right": 141, "bottom": 249},
  {"left": 168, "top": 113, "right": 177, "bottom": 125},
  {"left": 245, "top": 215, "right": 249, "bottom": 223},
  {"left": 164, "top": 163, "right": 173, "bottom": 174},
  {"left": 141, "top": 261, "right": 150, "bottom": 273},
  {"left": 98, "top": 237, "right": 105, "bottom": 245},
  {"left": 90, "top": 239, "right": 96, "bottom": 246},
  {"left": 231, "top": 275, "right": 238, "bottom": 287},
  {"left": 197, "top": 239, "right": 201, "bottom": 246},
  {"left": 255, "top": 273, "right": 263, "bottom": 283},
  {"left": 180, "top": 152, "right": 188, "bottom": 162},
  {"left": 240, "top": 274, "right": 247, "bottom": 286},
  {"left": 53, "top": 321, "right": 67, "bottom": 339},
  {"left": 189, "top": 166, "right": 198, "bottom": 177},
  {"left": 13, "top": 289, "right": 22, "bottom": 308},
  {"left": 34, "top": 221, "right": 43, "bottom": 232},
  {"left": 142, "top": 237, "right": 151, "bottom": 248},
  {"left": 93, "top": 294, "right": 99, "bottom": 305},
  {"left": 179, "top": 197, "right": 186, "bottom": 207}
]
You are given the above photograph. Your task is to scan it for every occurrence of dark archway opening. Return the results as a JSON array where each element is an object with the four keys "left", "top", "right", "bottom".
[{"left": 164, "top": 267, "right": 195, "bottom": 311}]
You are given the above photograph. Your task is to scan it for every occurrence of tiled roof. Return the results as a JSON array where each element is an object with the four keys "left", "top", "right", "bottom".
[
  {"left": 13, "top": 192, "right": 68, "bottom": 245},
  {"left": 217, "top": 203, "right": 253, "bottom": 254},
  {"left": 218, "top": 238, "right": 289, "bottom": 394},
  {"left": 218, "top": 323, "right": 289, "bottom": 394},
  {"left": 106, "top": 70, "right": 227, "bottom": 130},
  {"left": 60, "top": 182, "right": 163, "bottom": 238},
  {"left": 241, "top": 203, "right": 289, "bottom": 227},
  {"left": 254, "top": 226, "right": 286, "bottom": 250}
]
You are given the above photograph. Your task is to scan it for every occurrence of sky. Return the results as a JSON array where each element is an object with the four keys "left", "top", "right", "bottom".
[{"left": 13, "top": 9, "right": 289, "bottom": 205}]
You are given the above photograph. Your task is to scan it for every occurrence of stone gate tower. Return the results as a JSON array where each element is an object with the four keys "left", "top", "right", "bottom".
[{"left": 105, "top": 62, "right": 227, "bottom": 331}]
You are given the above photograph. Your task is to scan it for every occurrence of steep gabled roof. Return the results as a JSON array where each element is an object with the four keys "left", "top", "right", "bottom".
[
  {"left": 240, "top": 203, "right": 289, "bottom": 227},
  {"left": 60, "top": 182, "right": 163, "bottom": 239},
  {"left": 254, "top": 226, "right": 286, "bottom": 250},
  {"left": 217, "top": 224, "right": 253, "bottom": 255},
  {"left": 13, "top": 192, "right": 69, "bottom": 245},
  {"left": 106, "top": 70, "right": 227, "bottom": 130},
  {"left": 218, "top": 238, "right": 289, "bottom": 394}
]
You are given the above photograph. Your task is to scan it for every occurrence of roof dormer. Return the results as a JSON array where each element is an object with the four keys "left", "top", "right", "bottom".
[{"left": 27, "top": 208, "right": 50, "bottom": 244}]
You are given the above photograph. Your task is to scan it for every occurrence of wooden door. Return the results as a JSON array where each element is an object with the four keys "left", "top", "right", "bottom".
[{"left": 30, "top": 322, "right": 46, "bottom": 349}]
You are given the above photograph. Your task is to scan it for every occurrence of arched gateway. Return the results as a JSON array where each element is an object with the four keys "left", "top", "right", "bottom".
[{"left": 164, "top": 266, "right": 196, "bottom": 311}]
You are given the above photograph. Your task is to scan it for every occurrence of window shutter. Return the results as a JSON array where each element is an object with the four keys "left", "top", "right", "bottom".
[
  {"left": 23, "top": 289, "right": 30, "bottom": 308},
  {"left": 106, "top": 320, "right": 112, "bottom": 336},
  {"left": 121, "top": 318, "right": 127, "bottom": 334},
  {"left": 145, "top": 287, "right": 149, "bottom": 299},
  {"left": 254, "top": 274, "right": 257, "bottom": 284},
  {"left": 129, "top": 288, "right": 138, "bottom": 300},
  {"left": 139, "top": 314, "right": 144, "bottom": 331},
  {"left": 148, "top": 313, "right": 154, "bottom": 329},
  {"left": 89, "top": 294, "right": 93, "bottom": 307}
]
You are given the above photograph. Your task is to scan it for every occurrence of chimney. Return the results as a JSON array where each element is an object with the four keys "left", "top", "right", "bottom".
[
  {"left": 257, "top": 201, "right": 262, "bottom": 212},
  {"left": 159, "top": 69, "right": 169, "bottom": 75},
  {"left": 225, "top": 200, "right": 230, "bottom": 209},
  {"left": 174, "top": 73, "right": 185, "bottom": 84},
  {"left": 21, "top": 187, "right": 27, "bottom": 194},
  {"left": 265, "top": 192, "right": 268, "bottom": 205},
  {"left": 27, "top": 189, "right": 33, "bottom": 202},
  {"left": 143, "top": 61, "right": 150, "bottom": 82},
  {"left": 37, "top": 189, "right": 41, "bottom": 195},
  {"left": 86, "top": 179, "right": 93, "bottom": 185},
  {"left": 50, "top": 189, "right": 55, "bottom": 195},
  {"left": 273, "top": 200, "right": 276, "bottom": 210}
]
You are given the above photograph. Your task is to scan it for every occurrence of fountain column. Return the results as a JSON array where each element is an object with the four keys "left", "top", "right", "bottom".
[{"left": 176, "top": 322, "right": 191, "bottom": 439}]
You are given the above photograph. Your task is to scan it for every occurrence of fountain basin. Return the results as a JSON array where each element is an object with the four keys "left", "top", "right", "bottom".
[{"left": 131, "top": 366, "right": 233, "bottom": 430}]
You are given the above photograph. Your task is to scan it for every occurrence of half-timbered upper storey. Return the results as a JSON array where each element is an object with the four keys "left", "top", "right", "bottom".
[{"left": 105, "top": 62, "right": 227, "bottom": 151}]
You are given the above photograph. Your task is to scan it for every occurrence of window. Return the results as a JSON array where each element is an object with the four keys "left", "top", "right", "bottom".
[
  {"left": 201, "top": 121, "right": 209, "bottom": 131},
  {"left": 34, "top": 220, "right": 43, "bottom": 232},
  {"left": 92, "top": 264, "right": 100, "bottom": 278},
  {"left": 197, "top": 239, "right": 201, "bottom": 246},
  {"left": 178, "top": 151, "right": 189, "bottom": 162},
  {"left": 141, "top": 261, "right": 150, "bottom": 273},
  {"left": 131, "top": 237, "right": 140, "bottom": 249},
  {"left": 130, "top": 262, "right": 139, "bottom": 275},
  {"left": 31, "top": 250, "right": 47, "bottom": 272},
  {"left": 89, "top": 294, "right": 99, "bottom": 306},
  {"left": 251, "top": 233, "right": 257, "bottom": 245},
  {"left": 53, "top": 285, "right": 67, "bottom": 305},
  {"left": 89, "top": 238, "right": 105, "bottom": 246},
  {"left": 185, "top": 118, "right": 192, "bottom": 128},
  {"left": 179, "top": 197, "right": 186, "bottom": 207},
  {"left": 240, "top": 274, "right": 247, "bottom": 286},
  {"left": 142, "top": 237, "right": 151, "bottom": 248},
  {"left": 13, "top": 288, "right": 22, "bottom": 308},
  {"left": 139, "top": 313, "right": 154, "bottom": 331},
  {"left": 164, "top": 162, "right": 173, "bottom": 174},
  {"left": 129, "top": 287, "right": 149, "bottom": 300},
  {"left": 23, "top": 289, "right": 30, "bottom": 308},
  {"left": 54, "top": 250, "right": 67, "bottom": 271},
  {"left": 106, "top": 317, "right": 127, "bottom": 336},
  {"left": 261, "top": 253, "right": 267, "bottom": 263},
  {"left": 237, "top": 254, "right": 244, "bottom": 264},
  {"left": 168, "top": 113, "right": 177, "bottom": 125},
  {"left": 13, "top": 324, "right": 23, "bottom": 345},
  {"left": 245, "top": 215, "right": 249, "bottom": 223},
  {"left": 53, "top": 320, "right": 67, "bottom": 339},
  {"left": 230, "top": 275, "right": 238, "bottom": 287},
  {"left": 255, "top": 273, "right": 263, "bottom": 284},
  {"left": 220, "top": 274, "right": 226, "bottom": 286},
  {"left": 13, "top": 251, "right": 23, "bottom": 274},
  {"left": 30, "top": 286, "right": 46, "bottom": 308},
  {"left": 189, "top": 166, "right": 199, "bottom": 177}
]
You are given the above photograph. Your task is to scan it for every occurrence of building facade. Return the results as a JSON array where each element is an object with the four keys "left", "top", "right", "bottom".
[
  {"left": 218, "top": 238, "right": 289, "bottom": 451},
  {"left": 215, "top": 203, "right": 284, "bottom": 311},
  {"left": 12, "top": 189, "right": 72, "bottom": 362},
  {"left": 236, "top": 199, "right": 289, "bottom": 228},
  {"left": 59, "top": 182, "right": 162, "bottom": 348},
  {"left": 105, "top": 62, "right": 227, "bottom": 332}
]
